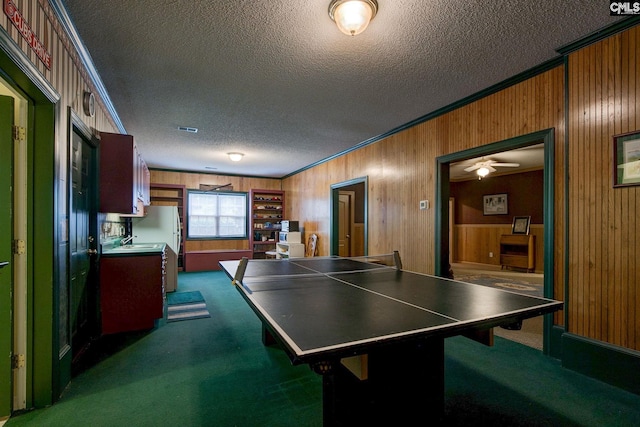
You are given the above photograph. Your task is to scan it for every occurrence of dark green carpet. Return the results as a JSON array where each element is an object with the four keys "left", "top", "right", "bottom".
[{"left": 7, "top": 271, "right": 640, "bottom": 426}]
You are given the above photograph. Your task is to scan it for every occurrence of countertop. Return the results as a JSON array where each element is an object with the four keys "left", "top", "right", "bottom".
[{"left": 101, "top": 242, "right": 167, "bottom": 257}]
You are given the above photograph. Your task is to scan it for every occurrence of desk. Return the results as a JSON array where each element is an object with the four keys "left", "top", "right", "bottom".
[{"left": 220, "top": 255, "right": 562, "bottom": 426}]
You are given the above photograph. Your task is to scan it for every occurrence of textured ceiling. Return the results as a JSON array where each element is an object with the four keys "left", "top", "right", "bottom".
[{"left": 60, "top": 1, "right": 621, "bottom": 178}]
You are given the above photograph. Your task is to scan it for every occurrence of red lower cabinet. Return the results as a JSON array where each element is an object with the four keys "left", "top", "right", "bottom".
[{"left": 99, "top": 254, "right": 165, "bottom": 334}]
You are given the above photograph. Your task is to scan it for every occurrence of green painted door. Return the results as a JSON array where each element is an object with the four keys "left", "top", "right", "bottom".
[
  {"left": 0, "top": 95, "right": 14, "bottom": 417},
  {"left": 70, "top": 128, "right": 98, "bottom": 363}
]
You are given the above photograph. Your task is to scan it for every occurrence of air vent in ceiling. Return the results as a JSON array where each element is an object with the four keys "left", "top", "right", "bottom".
[{"left": 178, "top": 126, "right": 198, "bottom": 133}]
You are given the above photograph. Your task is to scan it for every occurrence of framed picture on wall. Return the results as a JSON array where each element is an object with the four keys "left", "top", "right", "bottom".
[
  {"left": 512, "top": 216, "right": 531, "bottom": 235},
  {"left": 483, "top": 193, "right": 508, "bottom": 215},
  {"left": 614, "top": 131, "right": 640, "bottom": 187}
]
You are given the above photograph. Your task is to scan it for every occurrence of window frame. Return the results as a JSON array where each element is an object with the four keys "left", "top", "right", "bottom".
[{"left": 186, "top": 190, "right": 249, "bottom": 240}]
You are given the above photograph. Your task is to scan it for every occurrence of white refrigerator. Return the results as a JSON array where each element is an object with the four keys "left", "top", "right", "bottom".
[
  {"left": 132, "top": 205, "right": 181, "bottom": 254},
  {"left": 132, "top": 206, "right": 181, "bottom": 292}
]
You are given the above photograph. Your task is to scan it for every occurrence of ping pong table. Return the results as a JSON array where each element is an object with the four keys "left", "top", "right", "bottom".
[{"left": 219, "top": 254, "right": 563, "bottom": 426}]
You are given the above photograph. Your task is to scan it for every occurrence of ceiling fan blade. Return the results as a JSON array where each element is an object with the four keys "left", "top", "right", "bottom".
[
  {"left": 492, "top": 162, "right": 520, "bottom": 167},
  {"left": 487, "top": 165, "right": 497, "bottom": 172},
  {"left": 463, "top": 164, "right": 481, "bottom": 172}
]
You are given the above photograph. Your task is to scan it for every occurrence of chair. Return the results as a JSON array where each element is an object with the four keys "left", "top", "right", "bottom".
[{"left": 306, "top": 234, "right": 318, "bottom": 257}]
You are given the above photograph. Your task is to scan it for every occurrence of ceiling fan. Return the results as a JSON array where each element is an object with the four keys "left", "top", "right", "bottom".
[{"left": 463, "top": 159, "right": 520, "bottom": 178}]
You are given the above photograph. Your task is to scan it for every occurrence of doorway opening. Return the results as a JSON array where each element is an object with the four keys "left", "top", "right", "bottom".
[
  {"left": 1, "top": 75, "right": 29, "bottom": 414},
  {"left": 2, "top": 33, "right": 61, "bottom": 411},
  {"left": 330, "top": 177, "right": 367, "bottom": 257},
  {"left": 435, "top": 129, "right": 555, "bottom": 353}
]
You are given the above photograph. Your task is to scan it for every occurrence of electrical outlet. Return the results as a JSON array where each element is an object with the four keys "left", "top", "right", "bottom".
[
  {"left": 489, "top": 252, "right": 493, "bottom": 258},
  {"left": 419, "top": 200, "right": 429, "bottom": 210}
]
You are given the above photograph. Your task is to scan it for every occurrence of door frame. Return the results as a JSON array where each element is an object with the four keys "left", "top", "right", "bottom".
[
  {"left": 435, "top": 128, "right": 556, "bottom": 353},
  {"left": 330, "top": 177, "right": 368, "bottom": 256},
  {"left": 0, "top": 93, "right": 15, "bottom": 419},
  {"left": 1, "top": 28, "right": 61, "bottom": 408}
]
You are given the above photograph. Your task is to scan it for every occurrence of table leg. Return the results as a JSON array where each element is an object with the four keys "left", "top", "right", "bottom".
[
  {"left": 318, "top": 337, "right": 445, "bottom": 426},
  {"left": 262, "top": 323, "right": 278, "bottom": 347}
]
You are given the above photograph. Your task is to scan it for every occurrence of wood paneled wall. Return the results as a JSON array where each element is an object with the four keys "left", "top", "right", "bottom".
[
  {"left": 149, "top": 169, "right": 281, "bottom": 251},
  {"left": 283, "top": 66, "right": 565, "bottom": 295},
  {"left": 567, "top": 26, "right": 640, "bottom": 349},
  {"left": 453, "top": 224, "right": 544, "bottom": 273},
  {"left": 284, "top": 25, "right": 640, "bottom": 352}
]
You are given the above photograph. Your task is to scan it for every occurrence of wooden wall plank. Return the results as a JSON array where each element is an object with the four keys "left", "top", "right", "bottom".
[{"left": 567, "top": 26, "right": 640, "bottom": 349}]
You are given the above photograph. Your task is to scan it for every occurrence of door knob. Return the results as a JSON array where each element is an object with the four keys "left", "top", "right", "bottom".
[{"left": 87, "top": 249, "right": 98, "bottom": 255}]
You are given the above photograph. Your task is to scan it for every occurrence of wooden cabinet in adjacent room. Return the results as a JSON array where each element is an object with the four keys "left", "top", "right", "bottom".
[
  {"left": 99, "top": 131, "right": 150, "bottom": 215},
  {"left": 499, "top": 234, "right": 535, "bottom": 272}
]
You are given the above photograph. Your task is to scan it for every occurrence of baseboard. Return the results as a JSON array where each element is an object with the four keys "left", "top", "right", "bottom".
[
  {"left": 548, "top": 325, "right": 564, "bottom": 359},
  {"left": 561, "top": 332, "right": 640, "bottom": 395}
]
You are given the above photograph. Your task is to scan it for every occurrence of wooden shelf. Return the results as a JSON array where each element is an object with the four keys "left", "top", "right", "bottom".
[
  {"left": 499, "top": 234, "right": 535, "bottom": 272},
  {"left": 250, "top": 189, "right": 284, "bottom": 259}
]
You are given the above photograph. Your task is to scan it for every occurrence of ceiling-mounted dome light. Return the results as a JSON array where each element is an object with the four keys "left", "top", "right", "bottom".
[
  {"left": 477, "top": 167, "right": 490, "bottom": 179},
  {"left": 329, "top": 0, "right": 378, "bottom": 36},
  {"left": 228, "top": 152, "right": 244, "bottom": 162}
]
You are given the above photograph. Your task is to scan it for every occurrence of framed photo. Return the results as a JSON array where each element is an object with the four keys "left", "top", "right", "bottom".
[
  {"left": 483, "top": 193, "right": 508, "bottom": 215},
  {"left": 614, "top": 131, "right": 640, "bottom": 187},
  {"left": 512, "top": 216, "right": 531, "bottom": 235}
]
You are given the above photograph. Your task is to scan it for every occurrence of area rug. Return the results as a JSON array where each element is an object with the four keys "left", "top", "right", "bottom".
[
  {"left": 454, "top": 274, "right": 543, "bottom": 297},
  {"left": 167, "top": 290, "right": 205, "bottom": 306},
  {"left": 166, "top": 291, "right": 211, "bottom": 322}
]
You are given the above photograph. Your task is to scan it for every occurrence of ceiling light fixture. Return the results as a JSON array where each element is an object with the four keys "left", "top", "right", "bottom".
[
  {"left": 328, "top": 0, "right": 378, "bottom": 36},
  {"left": 477, "top": 167, "right": 490, "bottom": 179},
  {"left": 228, "top": 152, "right": 244, "bottom": 162}
]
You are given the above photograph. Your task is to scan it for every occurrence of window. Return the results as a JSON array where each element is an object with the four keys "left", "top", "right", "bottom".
[{"left": 187, "top": 190, "right": 248, "bottom": 239}]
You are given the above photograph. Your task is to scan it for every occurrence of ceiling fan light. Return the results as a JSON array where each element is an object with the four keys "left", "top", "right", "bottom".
[
  {"left": 329, "top": 0, "right": 378, "bottom": 36},
  {"left": 477, "top": 167, "right": 490, "bottom": 177},
  {"left": 228, "top": 152, "right": 244, "bottom": 162}
]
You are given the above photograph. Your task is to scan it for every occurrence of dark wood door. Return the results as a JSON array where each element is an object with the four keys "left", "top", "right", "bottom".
[{"left": 338, "top": 193, "right": 350, "bottom": 257}]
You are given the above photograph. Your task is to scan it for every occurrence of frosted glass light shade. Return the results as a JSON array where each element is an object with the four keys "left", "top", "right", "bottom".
[
  {"left": 329, "top": 0, "right": 378, "bottom": 36},
  {"left": 228, "top": 152, "right": 244, "bottom": 162},
  {"left": 477, "top": 167, "right": 490, "bottom": 177}
]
